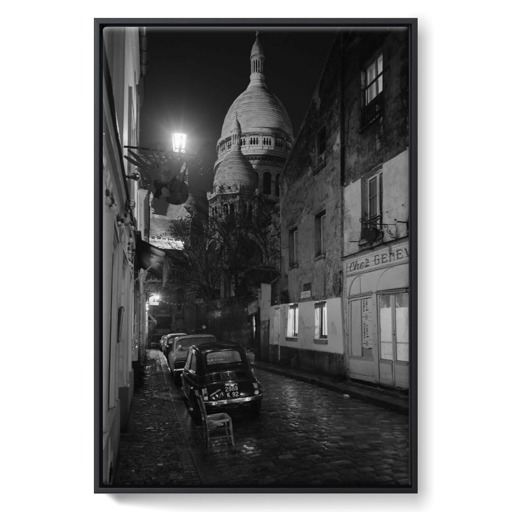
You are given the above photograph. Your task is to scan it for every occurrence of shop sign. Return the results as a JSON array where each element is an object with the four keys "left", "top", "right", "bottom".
[
  {"left": 346, "top": 242, "right": 409, "bottom": 276},
  {"left": 362, "top": 297, "right": 372, "bottom": 348}
]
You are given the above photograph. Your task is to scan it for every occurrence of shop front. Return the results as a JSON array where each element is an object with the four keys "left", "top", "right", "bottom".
[{"left": 344, "top": 240, "right": 410, "bottom": 389}]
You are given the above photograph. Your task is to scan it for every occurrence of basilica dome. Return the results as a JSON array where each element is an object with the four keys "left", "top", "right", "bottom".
[
  {"left": 219, "top": 33, "right": 293, "bottom": 141},
  {"left": 220, "top": 85, "right": 293, "bottom": 140},
  {"left": 213, "top": 118, "right": 258, "bottom": 192}
]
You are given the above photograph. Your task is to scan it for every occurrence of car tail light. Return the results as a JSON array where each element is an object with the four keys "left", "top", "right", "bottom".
[{"left": 252, "top": 382, "right": 260, "bottom": 395}]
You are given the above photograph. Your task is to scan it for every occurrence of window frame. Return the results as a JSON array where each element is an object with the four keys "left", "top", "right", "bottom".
[
  {"left": 287, "top": 303, "right": 299, "bottom": 338},
  {"left": 367, "top": 171, "right": 383, "bottom": 229},
  {"left": 363, "top": 53, "right": 384, "bottom": 106},
  {"left": 315, "top": 210, "right": 326, "bottom": 257},
  {"left": 361, "top": 167, "right": 384, "bottom": 234},
  {"left": 288, "top": 227, "right": 298, "bottom": 268},
  {"left": 314, "top": 301, "right": 328, "bottom": 340}
]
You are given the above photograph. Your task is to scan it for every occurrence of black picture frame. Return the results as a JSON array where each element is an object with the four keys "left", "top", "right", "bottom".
[{"left": 95, "top": 18, "right": 417, "bottom": 494}]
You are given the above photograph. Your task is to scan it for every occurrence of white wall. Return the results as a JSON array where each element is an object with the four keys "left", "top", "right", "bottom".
[
  {"left": 269, "top": 298, "right": 343, "bottom": 355},
  {"left": 344, "top": 149, "right": 409, "bottom": 257}
]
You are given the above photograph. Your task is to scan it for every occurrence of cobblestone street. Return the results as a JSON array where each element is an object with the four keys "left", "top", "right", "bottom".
[{"left": 113, "top": 350, "right": 410, "bottom": 489}]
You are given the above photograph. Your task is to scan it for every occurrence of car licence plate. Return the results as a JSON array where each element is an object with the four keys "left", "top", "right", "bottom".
[{"left": 224, "top": 383, "right": 239, "bottom": 398}]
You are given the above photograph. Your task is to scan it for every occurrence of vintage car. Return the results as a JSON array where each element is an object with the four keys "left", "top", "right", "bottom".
[
  {"left": 162, "top": 332, "right": 187, "bottom": 357},
  {"left": 168, "top": 334, "right": 217, "bottom": 386},
  {"left": 181, "top": 341, "right": 262, "bottom": 418}
]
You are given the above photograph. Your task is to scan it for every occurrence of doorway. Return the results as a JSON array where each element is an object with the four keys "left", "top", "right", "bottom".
[{"left": 377, "top": 291, "right": 409, "bottom": 389}]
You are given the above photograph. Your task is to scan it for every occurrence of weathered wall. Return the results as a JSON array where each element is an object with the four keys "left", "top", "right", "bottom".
[
  {"left": 342, "top": 29, "right": 410, "bottom": 185},
  {"left": 280, "top": 39, "right": 344, "bottom": 304}
]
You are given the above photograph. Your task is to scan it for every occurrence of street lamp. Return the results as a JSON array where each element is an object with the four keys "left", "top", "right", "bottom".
[
  {"left": 124, "top": 131, "right": 190, "bottom": 205},
  {"left": 172, "top": 132, "right": 187, "bottom": 154},
  {"left": 148, "top": 293, "right": 161, "bottom": 306}
]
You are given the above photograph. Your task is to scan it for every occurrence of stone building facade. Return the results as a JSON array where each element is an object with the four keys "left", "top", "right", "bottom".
[
  {"left": 101, "top": 26, "right": 149, "bottom": 484},
  {"left": 268, "top": 29, "right": 411, "bottom": 389},
  {"left": 342, "top": 29, "right": 410, "bottom": 389}
]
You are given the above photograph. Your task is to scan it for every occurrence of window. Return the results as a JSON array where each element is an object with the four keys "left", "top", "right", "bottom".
[
  {"left": 289, "top": 228, "right": 298, "bottom": 267},
  {"left": 229, "top": 203, "right": 235, "bottom": 216},
  {"left": 263, "top": 137, "right": 272, "bottom": 146},
  {"left": 263, "top": 172, "right": 271, "bottom": 194},
  {"left": 363, "top": 53, "right": 383, "bottom": 105},
  {"left": 241, "top": 138, "right": 246, "bottom": 146},
  {"left": 378, "top": 292, "right": 409, "bottom": 362},
  {"left": 275, "top": 174, "right": 280, "bottom": 196},
  {"left": 367, "top": 171, "right": 383, "bottom": 228},
  {"left": 315, "top": 211, "right": 326, "bottom": 256},
  {"left": 223, "top": 204, "right": 228, "bottom": 216},
  {"left": 206, "top": 350, "right": 242, "bottom": 366},
  {"left": 314, "top": 301, "right": 328, "bottom": 339},
  {"left": 287, "top": 304, "right": 299, "bottom": 338},
  {"left": 189, "top": 352, "right": 197, "bottom": 372}
]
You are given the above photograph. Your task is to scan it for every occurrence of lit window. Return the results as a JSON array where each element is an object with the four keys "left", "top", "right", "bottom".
[
  {"left": 287, "top": 304, "right": 299, "bottom": 338},
  {"left": 363, "top": 53, "right": 383, "bottom": 105},
  {"left": 315, "top": 211, "right": 326, "bottom": 256},
  {"left": 314, "top": 301, "right": 328, "bottom": 339},
  {"left": 289, "top": 228, "right": 298, "bottom": 267}
]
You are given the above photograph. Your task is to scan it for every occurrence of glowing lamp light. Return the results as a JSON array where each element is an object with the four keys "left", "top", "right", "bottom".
[
  {"left": 148, "top": 294, "right": 161, "bottom": 306},
  {"left": 172, "top": 132, "right": 187, "bottom": 154}
]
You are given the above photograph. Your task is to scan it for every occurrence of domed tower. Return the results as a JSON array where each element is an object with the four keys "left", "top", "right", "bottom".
[
  {"left": 208, "top": 115, "right": 259, "bottom": 219},
  {"left": 214, "top": 32, "right": 294, "bottom": 201}
]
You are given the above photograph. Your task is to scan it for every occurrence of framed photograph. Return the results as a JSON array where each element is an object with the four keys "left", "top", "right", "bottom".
[{"left": 95, "top": 18, "right": 417, "bottom": 493}]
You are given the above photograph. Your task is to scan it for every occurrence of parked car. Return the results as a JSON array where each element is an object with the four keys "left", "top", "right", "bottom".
[
  {"left": 162, "top": 332, "right": 188, "bottom": 357},
  {"left": 181, "top": 341, "right": 262, "bottom": 418},
  {"left": 168, "top": 334, "right": 217, "bottom": 386}
]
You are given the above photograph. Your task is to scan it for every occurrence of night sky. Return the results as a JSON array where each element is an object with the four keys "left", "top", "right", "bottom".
[{"left": 139, "top": 26, "right": 338, "bottom": 193}]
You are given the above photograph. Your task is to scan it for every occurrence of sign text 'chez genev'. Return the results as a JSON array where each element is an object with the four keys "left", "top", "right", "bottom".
[{"left": 346, "top": 242, "right": 409, "bottom": 276}]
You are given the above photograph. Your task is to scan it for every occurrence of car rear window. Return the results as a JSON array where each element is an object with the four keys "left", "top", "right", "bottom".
[
  {"left": 177, "top": 336, "right": 215, "bottom": 350},
  {"left": 206, "top": 350, "right": 243, "bottom": 366}
]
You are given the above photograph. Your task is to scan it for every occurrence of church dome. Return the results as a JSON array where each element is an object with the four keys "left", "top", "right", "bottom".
[
  {"left": 213, "top": 117, "right": 258, "bottom": 191},
  {"left": 219, "top": 33, "right": 293, "bottom": 141}
]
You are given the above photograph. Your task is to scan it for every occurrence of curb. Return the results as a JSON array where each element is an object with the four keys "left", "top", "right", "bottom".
[{"left": 252, "top": 362, "right": 409, "bottom": 415}]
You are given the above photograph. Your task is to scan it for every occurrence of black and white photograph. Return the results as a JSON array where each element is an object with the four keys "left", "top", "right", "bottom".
[
  {"left": 96, "top": 19, "right": 416, "bottom": 492},
  {"left": 7, "top": 0, "right": 512, "bottom": 509}
]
